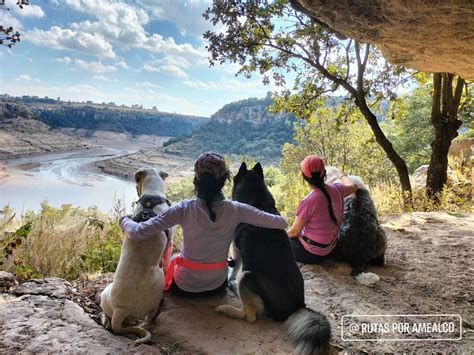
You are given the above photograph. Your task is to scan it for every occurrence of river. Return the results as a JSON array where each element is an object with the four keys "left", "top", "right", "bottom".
[{"left": 0, "top": 141, "right": 159, "bottom": 215}]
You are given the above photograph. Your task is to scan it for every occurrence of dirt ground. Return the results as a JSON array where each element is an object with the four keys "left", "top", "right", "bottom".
[{"left": 73, "top": 211, "right": 473, "bottom": 354}]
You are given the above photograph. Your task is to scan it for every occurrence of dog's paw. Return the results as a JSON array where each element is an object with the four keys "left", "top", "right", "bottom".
[
  {"left": 355, "top": 272, "right": 380, "bottom": 286},
  {"left": 101, "top": 313, "right": 111, "bottom": 330},
  {"left": 216, "top": 305, "right": 245, "bottom": 320}
]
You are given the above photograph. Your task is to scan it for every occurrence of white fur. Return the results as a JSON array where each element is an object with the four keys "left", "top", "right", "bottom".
[
  {"left": 100, "top": 168, "right": 172, "bottom": 344},
  {"left": 355, "top": 272, "right": 380, "bottom": 286},
  {"left": 325, "top": 166, "right": 368, "bottom": 196}
]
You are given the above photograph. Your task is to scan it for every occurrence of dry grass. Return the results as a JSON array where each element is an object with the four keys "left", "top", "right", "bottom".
[
  {"left": 0, "top": 202, "right": 123, "bottom": 280},
  {"left": 372, "top": 157, "right": 472, "bottom": 215}
]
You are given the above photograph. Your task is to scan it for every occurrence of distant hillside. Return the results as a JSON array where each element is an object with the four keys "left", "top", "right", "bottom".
[
  {"left": 3, "top": 97, "right": 208, "bottom": 137},
  {"left": 163, "top": 94, "right": 295, "bottom": 161},
  {"left": 0, "top": 102, "right": 91, "bottom": 160}
]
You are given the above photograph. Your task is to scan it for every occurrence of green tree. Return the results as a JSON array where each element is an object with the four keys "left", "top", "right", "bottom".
[
  {"left": 280, "top": 104, "right": 395, "bottom": 186},
  {"left": 387, "top": 84, "right": 433, "bottom": 173},
  {"left": 204, "top": 0, "right": 414, "bottom": 206},
  {"left": 427, "top": 73, "right": 469, "bottom": 200}
]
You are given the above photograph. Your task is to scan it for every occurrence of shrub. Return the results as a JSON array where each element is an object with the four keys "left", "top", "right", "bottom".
[{"left": 0, "top": 201, "right": 124, "bottom": 280}]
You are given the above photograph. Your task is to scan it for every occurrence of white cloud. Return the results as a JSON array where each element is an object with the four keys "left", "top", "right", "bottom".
[
  {"left": 142, "top": 55, "right": 192, "bottom": 78},
  {"left": 17, "top": 74, "right": 41, "bottom": 83},
  {"left": 34, "top": 0, "right": 209, "bottom": 64},
  {"left": 141, "top": 34, "right": 208, "bottom": 63},
  {"left": 74, "top": 59, "right": 117, "bottom": 73},
  {"left": 143, "top": 63, "right": 188, "bottom": 78},
  {"left": 138, "top": 0, "right": 213, "bottom": 39},
  {"left": 26, "top": 26, "right": 116, "bottom": 59},
  {"left": 136, "top": 82, "right": 162, "bottom": 89},
  {"left": 5, "top": 0, "right": 45, "bottom": 18},
  {"left": 183, "top": 78, "right": 267, "bottom": 91},
  {"left": 0, "top": 6, "right": 23, "bottom": 30},
  {"left": 93, "top": 75, "right": 117, "bottom": 82},
  {"left": 114, "top": 59, "right": 128, "bottom": 69},
  {"left": 53, "top": 56, "right": 72, "bottom": 64},
  {"left": 17, "top": 74, "right": 32, "bottom": 80}
]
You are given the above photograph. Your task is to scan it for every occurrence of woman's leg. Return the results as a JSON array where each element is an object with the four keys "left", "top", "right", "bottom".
[
  {"left": 168, "top": 279, "right": 227, "bottom": 298},
  {"left": 290, "top": 238, "right": 332, "bottom": 264}
]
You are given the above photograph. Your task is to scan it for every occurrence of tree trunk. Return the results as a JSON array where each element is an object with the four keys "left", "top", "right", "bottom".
[
  {"left": 426, "top": 73, "right": 465, "bottom": 201},
  {"left": 354, "top": 94, "right": 413, "bottom": 207}
]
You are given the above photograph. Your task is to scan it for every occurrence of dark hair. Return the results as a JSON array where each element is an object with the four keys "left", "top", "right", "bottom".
[
  {"left": 303, "top": 172, "right": 338, "bottom": 225},
  {"left": 194, "top": 172, "right": 229, "bottom": 222}
]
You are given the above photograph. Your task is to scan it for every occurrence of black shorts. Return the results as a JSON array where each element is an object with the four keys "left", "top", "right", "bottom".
[
  {"left": 168, "top": 278, "right": 227, "bottom": 298},
  {"left": 290, "top": 237, "right": 336, "bottom": 265}
]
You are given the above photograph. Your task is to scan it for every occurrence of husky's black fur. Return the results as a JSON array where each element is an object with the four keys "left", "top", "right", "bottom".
[{"left": 232, "top": 162, "right": 331, "bottom": 354}]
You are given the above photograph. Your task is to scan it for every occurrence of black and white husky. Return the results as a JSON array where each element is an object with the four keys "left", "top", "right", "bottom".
[
  {"left": 326, "top": 167, "right": 387, "bottom": 286},
  {"left": 216, "top": 163, "right": 331, "bottom": 355}
]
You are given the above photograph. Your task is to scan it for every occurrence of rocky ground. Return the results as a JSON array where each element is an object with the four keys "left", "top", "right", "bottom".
[
  {"left": 1, "top": 212, "right": 472, "bottom": 353},
  {"left": 94, "top": 148, "right": 195, "bottom": 183},
  {"left": 0, "top": 118, "right": 94, "bottom": 162}
]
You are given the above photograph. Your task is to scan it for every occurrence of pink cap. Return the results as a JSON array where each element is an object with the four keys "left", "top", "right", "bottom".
[{"left": 300, "top": 155, "right": 326, "bottom": 178}]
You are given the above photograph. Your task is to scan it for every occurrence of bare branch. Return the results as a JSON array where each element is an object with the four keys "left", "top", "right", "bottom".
[
  {"left": 451, "top": 75, "right": 465, "bottom": 117},
  {"left": 344, "top": 39, "right": 352, "bottom": 81},
  {"left": 431, "top": 73, "right": 442, "bottom": 120}
]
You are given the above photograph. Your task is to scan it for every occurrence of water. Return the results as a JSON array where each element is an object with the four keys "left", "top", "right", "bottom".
[{"left": 0, "top": 146, "right": 141, "bottom": 214}]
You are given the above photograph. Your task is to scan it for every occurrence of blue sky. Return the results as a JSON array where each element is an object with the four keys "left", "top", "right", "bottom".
[{"left": 0, "top": 0, "right": 282, "bottom": 116}]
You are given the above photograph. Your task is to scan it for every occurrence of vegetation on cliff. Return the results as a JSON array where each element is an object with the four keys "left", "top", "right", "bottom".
[
  {"left": 3, "top": 97, "right": 208, "bottom": 138},
  {"left": 163, "top": 94, "right": 295, "bottom": 161}
]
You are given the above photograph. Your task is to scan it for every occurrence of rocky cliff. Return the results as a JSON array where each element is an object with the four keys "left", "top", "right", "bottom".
[
  {"left": 291, "top": 0, "right": 474, "bottom": 79},
  {"left": 162, "top": 94, "right": 295, "bottom": 161},
  {"left": 0, "top": 103, "right": 92, "bottom": 161},
  {"left": 33, "top": 105, "right": 208, "bottom": 138},
  {"left": 211, "top": 94, "right": 291, "bottom": 125}
]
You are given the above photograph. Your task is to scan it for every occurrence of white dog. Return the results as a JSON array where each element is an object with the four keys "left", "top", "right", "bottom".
[{"left": 100, "top": 168, "right": 173, "bottom": 343}]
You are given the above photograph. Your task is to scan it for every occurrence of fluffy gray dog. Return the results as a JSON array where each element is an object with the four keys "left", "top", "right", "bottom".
[{"left": 326, "top": 167, "right": 387, "bottom": 285}]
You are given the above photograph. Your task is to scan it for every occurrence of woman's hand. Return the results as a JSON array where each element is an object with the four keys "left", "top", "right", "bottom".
[
  {"left": 287, "top": 216, "right": 306, "bottom": 238},
  {"left": 338, "top": 174, "right": 358, "bottom": 195}
]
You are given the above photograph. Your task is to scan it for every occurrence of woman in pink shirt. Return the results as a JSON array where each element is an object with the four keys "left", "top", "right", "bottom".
[
  {"left": 120, "top": 152, "right": 288, "bottom": 297},
  {"left": 287, "top": 155, "right": 357, "bottom": 264}
]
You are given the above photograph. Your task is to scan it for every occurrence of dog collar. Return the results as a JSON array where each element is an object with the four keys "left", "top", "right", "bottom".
[{"left": 133, "top": 195, "right": 172, "bottom": 223}]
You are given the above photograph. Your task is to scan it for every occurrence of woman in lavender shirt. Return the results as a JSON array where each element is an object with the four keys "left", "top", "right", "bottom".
[{"left": 120, "top": 152, "right": 288, "bottom": 298}]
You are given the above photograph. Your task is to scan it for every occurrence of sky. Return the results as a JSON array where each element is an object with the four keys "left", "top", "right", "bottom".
[{"left": 0, "top": 0, "right": 282, "bottom": 117}]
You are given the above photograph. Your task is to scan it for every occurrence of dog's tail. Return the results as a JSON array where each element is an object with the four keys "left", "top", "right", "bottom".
[
  {"left": 111, "top": 308, "right": 151, "bottom": 344},
  {"left": 283, "top": 307, "right": 331, "bottom": 355}
]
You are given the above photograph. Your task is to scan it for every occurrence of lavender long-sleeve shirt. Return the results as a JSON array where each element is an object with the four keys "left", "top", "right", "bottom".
[{"left": 120, "top": 198, "right": 288, "bottom": 292}]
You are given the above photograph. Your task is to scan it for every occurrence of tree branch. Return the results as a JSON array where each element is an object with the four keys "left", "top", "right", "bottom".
[
  {"left": 354, "top": 41, "right": 364, "bottom": 95},
  {"left": 344, "top": 39, "right": 352, "bottom": 81},
  {"left": 431, "top": 73, "right": 442, "bottom": 120},
  {"left": 451, "top": 75, "right": 465, "bottom": 117}
]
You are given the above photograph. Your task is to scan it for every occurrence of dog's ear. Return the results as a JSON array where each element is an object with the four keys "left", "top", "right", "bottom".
[
  {"left": 252, "top": 163, "right": 264, "bottom": 178},
  {"left": 159, "top": 170, "right": 169, "bottom": 181},
  {"left": 234, "top": 162, "right": 247, "bottom": 183},
  {"left": 135, "top": 169, "right": 147, "bottom": 184}
]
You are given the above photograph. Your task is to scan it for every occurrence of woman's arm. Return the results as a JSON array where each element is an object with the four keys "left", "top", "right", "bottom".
[
  {"left": 287, "top": 216, "right": 306, "bottom": 238},
  {"left": 120, "top": 202, "right": 183, "bottom": 242},
  {"left": 339, "top": 173, "right": 358, "bottom": 195},
  {"left": 237, "top": 203, "right": 288, "bottom": 229}
]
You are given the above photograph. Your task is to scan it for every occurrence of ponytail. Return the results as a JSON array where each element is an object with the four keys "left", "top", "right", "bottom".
[
  {"left": 303, "top": 172, "right": 338, "bottom": 225},
  {"left": 194, "top": 172, "right": 229, "bottom": 222}
]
